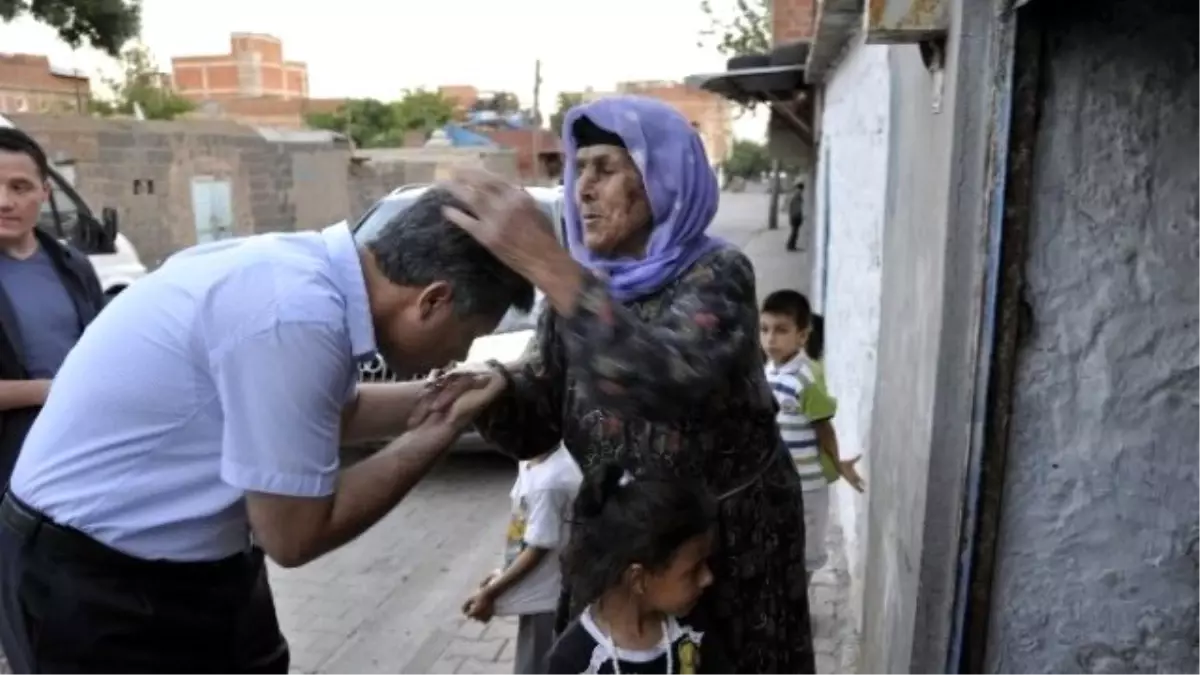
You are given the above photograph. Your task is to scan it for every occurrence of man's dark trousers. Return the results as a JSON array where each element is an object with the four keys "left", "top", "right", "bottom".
[
  {"left": 787, "top": 213, "right": 804, "bottom": 251},
  {"left": 0, "top": 493, "right": 289, "bottom": 673}
]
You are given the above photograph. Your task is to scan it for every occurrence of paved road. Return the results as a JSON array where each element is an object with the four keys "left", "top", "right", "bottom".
[{"left": 270, "top": 453, "right": 516, "bottom": 673}]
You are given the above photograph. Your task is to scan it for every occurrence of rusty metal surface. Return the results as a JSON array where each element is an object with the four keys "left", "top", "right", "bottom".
[
  {"left": 805, "top": 0, "right": 865, "bottom": 82},
  {"left": 865, "top": 0, "right": 949, "bottom": 43}
]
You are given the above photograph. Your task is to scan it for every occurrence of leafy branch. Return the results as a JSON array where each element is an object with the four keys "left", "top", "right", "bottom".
[
  {"left": 697, "top": 0, "right": 771, "bottom": 58},
  {"left": 90, "top": 42, "right": 194, "bottom": 120},
  {"left": 0, "top": 0, "right": 141, "bottom": 57}
]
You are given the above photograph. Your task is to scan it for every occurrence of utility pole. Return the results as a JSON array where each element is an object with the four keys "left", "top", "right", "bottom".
[{"left": 531, "top": 59, "right": 542, "bottom": 183}]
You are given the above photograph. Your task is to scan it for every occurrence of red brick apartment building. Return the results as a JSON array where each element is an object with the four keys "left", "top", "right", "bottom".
[
  {"left": 571, "top": 82, "right": 732, "bottom": 167},
  {"left": 0, "top": 53, "right": 90, "bottom": 114},
  {"left": 172, "top": 33, "right": 308, "bottom": 101},
  {"left": 773, "top": 0, "right": 816, "bottom": 43}
]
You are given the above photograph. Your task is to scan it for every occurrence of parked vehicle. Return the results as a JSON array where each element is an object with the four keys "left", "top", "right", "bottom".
[
  {"left": 348, "top": 183, "right": 565, "bottom": 454},
  {"left": 1, "top": 114, "right": 147, "bottom": 297}
]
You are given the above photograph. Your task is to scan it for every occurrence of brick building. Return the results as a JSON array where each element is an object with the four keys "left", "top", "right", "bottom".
[
  {"left": 0, "top": 53, "right": 90, "bottom": 114},
  {"left": 172, "top": 33, "right": 308, "bottom": 101},
  {"left": 438, "top": 85, "right": 479, "bottom": 113},
  {"left": 568, "top": 82, "right": 733, "bottom": 168},
  {"left": 772, "top": 0, "right": 815, "bottom": 44}
]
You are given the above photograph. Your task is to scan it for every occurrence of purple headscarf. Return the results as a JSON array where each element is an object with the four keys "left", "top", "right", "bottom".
[{"left": 561, "top": 96, "right": 724, "bottom": 302}]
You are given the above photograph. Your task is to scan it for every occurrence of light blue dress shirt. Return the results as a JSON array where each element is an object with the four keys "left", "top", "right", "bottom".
[{"left": 10, "top": 224, "right": 376, "bottom": 562}]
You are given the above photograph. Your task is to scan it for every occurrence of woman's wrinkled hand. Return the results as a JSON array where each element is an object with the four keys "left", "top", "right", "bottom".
[
  {"left": 441, "top": 169, "right": 561, "bottom": 277},
  {"left": 442, "top": 169, "right": 586, "bottom": 315},
  {"left": 406, "top": 369, "right": 507, "bottom": 432}
]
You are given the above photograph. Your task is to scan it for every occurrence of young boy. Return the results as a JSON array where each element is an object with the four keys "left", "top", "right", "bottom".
[
  {"left": 462, "top": 445, "right": 581, "bottom": 674},
  {"left": 760, "top": 290, "right": 865, "bottom": 581}
]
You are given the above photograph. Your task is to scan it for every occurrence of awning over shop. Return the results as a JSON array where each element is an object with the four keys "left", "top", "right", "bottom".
[
  {"left": 685, "top": 44, "right": 814, "bottom": 151},
  {"left": 684, "top": 64, "right": 805, "bottom": 106},
  {"left": 684, "top": 41, "right": 810, "bottom": 105}
]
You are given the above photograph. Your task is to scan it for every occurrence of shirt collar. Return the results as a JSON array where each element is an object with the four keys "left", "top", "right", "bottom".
[
  {"left": 321, "top": 223, "right": 377, "bottom": 360},
  {"left": 767, "top": 351, "right": 806, "bottom": 375}
]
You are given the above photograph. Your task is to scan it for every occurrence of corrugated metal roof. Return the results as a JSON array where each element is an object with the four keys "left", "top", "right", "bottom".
[
  {"left": 353, "top": 146, "right": 512, "bottom": 163},
  {"left": 255, "top": 127, "right": 348, "bottom": 144}
]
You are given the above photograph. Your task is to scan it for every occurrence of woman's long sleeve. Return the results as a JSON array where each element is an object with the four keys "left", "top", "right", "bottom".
[
  {"left": 474, "top": 308, "right": 566, "bottom": 459},
  {"left": 559, "top": 248, "right": 759, "bottom": 422}
]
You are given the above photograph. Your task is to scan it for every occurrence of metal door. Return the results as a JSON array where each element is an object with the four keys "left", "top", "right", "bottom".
[{"left": 190, "top": 176, "right": 234, "bottom": 243}]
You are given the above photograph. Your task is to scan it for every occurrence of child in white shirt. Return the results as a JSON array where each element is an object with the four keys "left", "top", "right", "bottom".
[{"left": 463, "top": 445, "right": 581, "bottom": 674}]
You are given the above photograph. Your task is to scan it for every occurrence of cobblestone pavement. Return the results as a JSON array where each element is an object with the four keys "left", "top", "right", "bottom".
[
  {"left": 421, "top": 492, "right": 857, "bottom": 675},
  {"left": 269, "top": 453, "right": 517, "bottom": 674}
]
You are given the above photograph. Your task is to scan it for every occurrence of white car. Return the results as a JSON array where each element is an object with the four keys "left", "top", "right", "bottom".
[
  {"left": 348, "top": 183, "right": 564, "bottom": 454},
  {"left": 90, "top": 233, "right": 148, "bottom": 299}
]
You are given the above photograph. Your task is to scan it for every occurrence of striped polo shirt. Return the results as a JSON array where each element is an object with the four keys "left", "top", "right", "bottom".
[{"left": 766, "top": 352, "right": 837, "bottom": 492}]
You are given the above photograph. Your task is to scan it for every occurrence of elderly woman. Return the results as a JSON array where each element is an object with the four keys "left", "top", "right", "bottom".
[{"left": 444, "top": 96, "right": 815, "bottom": 673}]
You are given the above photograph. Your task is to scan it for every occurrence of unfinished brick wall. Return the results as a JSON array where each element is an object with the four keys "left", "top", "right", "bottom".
[
  {"left": 773, "top": 0, "right": 817, "bottom": 44},
  {"left": 0, "top": 54, "right": 90, "bottom": 114}
]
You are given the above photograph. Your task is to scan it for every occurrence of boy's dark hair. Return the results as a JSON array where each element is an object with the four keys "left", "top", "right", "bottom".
[
  {"left": 761, "top": 289, "right": 813, "bottom": 332},
  {"left": 366, "top": 187, "right": 535, "bottom": 319},
  {"left": 564, "top": 463, "right": 717, "bottom": 607},
  {"left": 0, "top": 127, "right": 50, "bottom": 180},
  {"left": 808, "top": 313, "right": 826, "bottom": 361}
]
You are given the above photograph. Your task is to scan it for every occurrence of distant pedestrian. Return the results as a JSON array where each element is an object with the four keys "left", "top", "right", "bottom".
[
  {"left": 0, "top": 187, "right": 533, "bottom": 673},
  {"left": 786, "top": 179, "right": 805, "bottom": 251},
  {"left": 545, "top": 463, "right": 730, "bottom": 674},
  {"left": 0, "top": 128, "right": 105, "bottom": 486},
  {"left": 760, "top": 290, "right": 864, "bottom": 584},
  {"left": 463, "top": 445, "right": 581, "bottom": 674}
]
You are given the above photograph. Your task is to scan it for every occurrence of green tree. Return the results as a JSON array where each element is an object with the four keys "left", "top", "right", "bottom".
[
  {"left": 0, "top": 0, "right": 141, "bottom": 57},
  {"left": 305, "top": 89, "right": 455, "bottom": 148},
  {"left": 392, "top": 88, "right": 455, "bottom": 134},
  {"left": 90, "top": 42, "right": 194, "bottom": 120},
  {"left": 698, "top": 0, "right": 770, "bottom": 58},
  {"left": 722, "top": 138, "right": 771, "bottom": 182},
  {"left": 548, "top": 92, "right": 585, "bottom": 137}
]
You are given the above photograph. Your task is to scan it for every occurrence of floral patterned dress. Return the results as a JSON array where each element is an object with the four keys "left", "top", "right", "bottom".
[{"left": 476, "top": 247, "right": 816, "bottom": 674}]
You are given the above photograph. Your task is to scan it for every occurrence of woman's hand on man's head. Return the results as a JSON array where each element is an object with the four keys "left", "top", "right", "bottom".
[{"left": 442, "top": 169, "right": 585, "bottom": 316}]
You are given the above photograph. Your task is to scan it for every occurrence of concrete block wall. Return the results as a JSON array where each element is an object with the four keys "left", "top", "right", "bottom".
[{"left": 8, "top": 115, "right": 500, "bottom": 267}]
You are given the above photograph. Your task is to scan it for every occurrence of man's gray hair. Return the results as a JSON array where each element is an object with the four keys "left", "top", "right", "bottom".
[{"left": 365, "top": 187, "right": 534, "bottom": 317}]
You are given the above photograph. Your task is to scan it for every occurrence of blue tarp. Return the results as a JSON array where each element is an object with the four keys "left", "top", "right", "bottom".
[{"left": 442, "top": 124, "right": 497, "bottom": 147}]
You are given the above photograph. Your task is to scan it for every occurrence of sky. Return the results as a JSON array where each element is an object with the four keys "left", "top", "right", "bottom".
[{"left": 0, "top": 0, "right": 767, "bottom": 140}]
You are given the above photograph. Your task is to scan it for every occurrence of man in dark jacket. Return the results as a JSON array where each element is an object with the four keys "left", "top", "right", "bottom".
[
  {"left": 786, "top": 178, "right": 805, "bottom": 252},
  {"left": 0, "top": 127, "right": 104, "bottom": 485}
]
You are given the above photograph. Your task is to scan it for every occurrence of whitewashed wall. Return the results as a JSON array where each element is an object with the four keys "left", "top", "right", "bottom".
[{"left": 811, "top": 39, "right": 893, "bottom": 632}]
